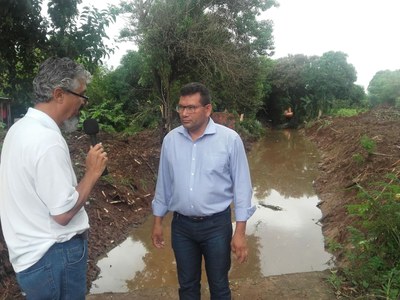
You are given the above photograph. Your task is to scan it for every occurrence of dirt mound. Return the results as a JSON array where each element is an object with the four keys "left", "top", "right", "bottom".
[
  {"left": 1, "top": 106, "right": 399, "bottom": 298},
  {"left": 305, "top": 106, "right": 400, "bottom": 266}
]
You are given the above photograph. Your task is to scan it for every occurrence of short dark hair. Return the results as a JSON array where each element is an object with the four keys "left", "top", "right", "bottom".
[{"left": 180, "top": 82, "right": 211, "bottom": 105}]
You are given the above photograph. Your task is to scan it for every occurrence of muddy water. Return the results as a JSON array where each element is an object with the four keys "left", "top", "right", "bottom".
[{"left": 89, "top": 129, "right": 333, "bottom": 294}]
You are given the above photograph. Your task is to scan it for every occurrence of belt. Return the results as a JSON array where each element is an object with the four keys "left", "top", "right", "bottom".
[
  {"left": 72, "top": 230, "right": 88, "bottom": 240},
  {"left": 174, "top": 206, "right": 230, "bottom": 222}
]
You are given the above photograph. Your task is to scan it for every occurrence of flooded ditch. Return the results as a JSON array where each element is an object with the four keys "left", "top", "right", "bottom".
[{"left": 89, "top": 129, "right": 333, "bottom": 294}]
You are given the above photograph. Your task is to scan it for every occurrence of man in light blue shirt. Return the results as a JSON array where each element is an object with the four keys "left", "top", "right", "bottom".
[{"left": 151, "top": 82, "right": 256, "bottom": 300}]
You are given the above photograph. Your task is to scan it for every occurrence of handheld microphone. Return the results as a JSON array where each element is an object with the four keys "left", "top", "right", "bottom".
[{"left": 83, "top": 118, "right": 108, "bottom": 176}]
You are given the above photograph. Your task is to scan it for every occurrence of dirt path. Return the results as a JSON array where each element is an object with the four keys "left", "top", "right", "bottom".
[{"left": 87, "top": 270, "right": 336, "bottom": 300}]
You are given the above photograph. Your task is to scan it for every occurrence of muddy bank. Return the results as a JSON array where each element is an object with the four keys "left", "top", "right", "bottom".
[{"left": 87, "top": 270, "right": 336, "bottom": 300}]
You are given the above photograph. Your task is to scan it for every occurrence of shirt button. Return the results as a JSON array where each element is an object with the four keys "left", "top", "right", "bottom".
[{"left": 190, "top": 188, "right": 193, "bottom": 191}]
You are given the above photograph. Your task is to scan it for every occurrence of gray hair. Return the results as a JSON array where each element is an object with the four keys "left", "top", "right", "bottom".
[{"left": 32, "top": 57, "right": 92, "bottom": 104}]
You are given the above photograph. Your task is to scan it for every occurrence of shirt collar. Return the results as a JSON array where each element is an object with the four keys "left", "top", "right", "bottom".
[
  {"left": 25, "top": 107, "right": 61, "bottom": 134},
  {"left": 178, "top": 117, "right": 217, "bottom": 140}
]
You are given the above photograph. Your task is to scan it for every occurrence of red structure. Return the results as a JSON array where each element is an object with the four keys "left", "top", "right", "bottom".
[{"left": 0, "top": 97, "right": 13, "bottom": 128}]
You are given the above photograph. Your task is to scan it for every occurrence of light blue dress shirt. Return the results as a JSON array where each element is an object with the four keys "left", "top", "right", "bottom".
[{"left": 152, "top": 118, "right": 256, "bottom": 221}]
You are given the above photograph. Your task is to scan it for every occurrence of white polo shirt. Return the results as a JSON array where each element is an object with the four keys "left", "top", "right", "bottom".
[{"left": 0, "top": 108, "right": 89, "bottom": 272}]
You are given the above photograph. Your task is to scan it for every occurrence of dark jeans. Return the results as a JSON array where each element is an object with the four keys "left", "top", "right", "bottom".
[
  {"left": 172, "top": 207, "right": 233, "bottom": 300},
  {"left": 16, "top": 234, "right": 88, "bottom": 300}
]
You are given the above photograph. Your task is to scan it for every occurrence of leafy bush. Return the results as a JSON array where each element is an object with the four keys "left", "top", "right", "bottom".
[
  {"left": 332, "top": 108, "right": 366, "bottom": 117},
  {"left": 345, "top": 174, "right": 400, "bottom": 298},
  {"left": 360, "top": 135, "right": 376, "bottom": 155},
  {"left": 123, "top": 103, "right": 160, "bottom": 135},
  {"left": 79, "top": 99, "right": 127, "bottom": 132},
  {"left": 328, "top": 97, "right": 369, "bottom": 117},
  {"left": 352, "top": 153, "right": 365, "bottom": 164},
  {"left": 236, "top": 118, "right": 265, "bottom": 139}
]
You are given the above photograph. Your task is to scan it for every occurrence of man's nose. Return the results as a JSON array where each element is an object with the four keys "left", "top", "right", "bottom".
[{"left": 80, "top": 98, "right": 88, "bottom": 110}]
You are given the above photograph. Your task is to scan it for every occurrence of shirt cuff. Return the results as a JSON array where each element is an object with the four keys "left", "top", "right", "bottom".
[
  {"left": 234, "top": 204, "right": 257, "bottom": 221},
  {"left": 152, "top": 200, "right": 169, "bottom": 217},
  {"left": 49, "top": 190, "right": 79, "bottom": 216}
]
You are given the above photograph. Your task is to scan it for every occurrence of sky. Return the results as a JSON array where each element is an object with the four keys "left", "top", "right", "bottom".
[{"left": 81, "top": 0, "right": 400, "bottom": 90}]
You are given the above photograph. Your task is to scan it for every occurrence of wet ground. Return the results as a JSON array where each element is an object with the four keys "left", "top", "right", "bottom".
[
  {"left": 87, "top": 270, "right": 336, "bottom": 300},
  {"left": 88, "top": 130, "right": 332, "bottom": 295}
]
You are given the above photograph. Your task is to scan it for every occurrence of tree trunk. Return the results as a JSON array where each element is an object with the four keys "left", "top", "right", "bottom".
[{"left": 158, "top": 78, "right": 173, "bottom": 144}]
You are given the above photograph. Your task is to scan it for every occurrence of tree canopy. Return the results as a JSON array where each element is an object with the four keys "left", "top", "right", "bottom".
[
  {"left": 368, "top": 69, "right": 400, "bottom": 107},
  {"left": 0, "top": 0, "right": 388, "bottom": 133},
  {"left": 0, "top": 0, "right": 47, "bottom": 108},
  {"left": 119, "top": 0, "right": 278, "bottom": 132},
  {"left": 262, "top": 51, "right": 365, "bottom": 125},
  {"left": 0, "top": 0, "right": 117, "bottom": 113}
]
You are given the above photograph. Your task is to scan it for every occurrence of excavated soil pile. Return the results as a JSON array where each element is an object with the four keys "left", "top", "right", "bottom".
[{"left": 306, "top": 106, "right": 400, "bottom": 267}]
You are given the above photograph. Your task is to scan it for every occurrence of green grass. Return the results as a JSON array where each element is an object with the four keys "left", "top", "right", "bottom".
[{"left": 331, "top": 108, "right": 367, "bottom": 117}]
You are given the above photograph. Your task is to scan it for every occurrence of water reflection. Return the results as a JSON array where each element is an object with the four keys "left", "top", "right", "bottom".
[
  {"left": 90, "top": 214, "right": 178, "bottom": 294},
  {"left": 246, "top": 191, "right": 331, "bottom": 276},
  {"left": 90, "top": 238, "right": 147, "bottom": 293},
  {"left": 89, "top": 129, "right": 332, "bottom": 294},
  {"left": 249, "top": 129, "right": 319, "bottom": 199}
]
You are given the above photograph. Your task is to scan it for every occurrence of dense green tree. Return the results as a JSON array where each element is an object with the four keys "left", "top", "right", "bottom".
[
  {"left": 120, "top": 0, "right": 277, "bottom": 132},
  {"left": 0, "top": 0, "right": 117, "bottom": 115},
  {"left": 265, "top": 54, "right": 310, "bottom": 125},
  {"left": 0, "top": 0, "right": 47, "bottom": 112},
  {"left": 367, "top": 70, "right": 400, "bottom": 107},
  {"left": 46, "top": 0, "right": 118, "bottom": 72},
  {"left": 83, "top": 50, "right": 161, "bottom": 132},
  {"left": 263, "top": 51, "right": 360, "bottom": 126},
  {"left": 348, "top": 84, "right": 367, "bottom": 106},
  {"left": 88, "top": 50, "right": 152, "bottom": 114},
  {"left": 306, "top": 51, "right": 357, "bottom": 102}
]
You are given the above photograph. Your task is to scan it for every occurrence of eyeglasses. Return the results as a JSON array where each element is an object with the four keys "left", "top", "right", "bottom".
[
  {"left": 176, "top": 104, "right": 205, "bottom": 114},
  {"left": 62, "top": 88, "right": 89, "bottom": 102}
]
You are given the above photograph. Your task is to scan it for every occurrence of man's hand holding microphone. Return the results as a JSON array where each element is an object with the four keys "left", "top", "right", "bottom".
[
  {"left": 54, "top": 118, "right": 109, "bottom": 225},
  {"left": 83, "top": 119, "right": 109, "bottom": 177}
]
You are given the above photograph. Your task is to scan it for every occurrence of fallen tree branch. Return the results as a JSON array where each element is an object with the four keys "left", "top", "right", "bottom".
[
  {"left": 140, "top": 154, "right": 156, "bottom": 178},
  {"left": 371, "top": 152, "right": 393, "bottom": 157}
]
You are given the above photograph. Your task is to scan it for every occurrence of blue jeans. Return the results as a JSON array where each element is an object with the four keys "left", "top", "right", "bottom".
[
  {"left": 16, "top": 235, "right": 88, "bottom": 300},
  {"left": 172, "top": 207, "right": 233, "bottom": 300}
]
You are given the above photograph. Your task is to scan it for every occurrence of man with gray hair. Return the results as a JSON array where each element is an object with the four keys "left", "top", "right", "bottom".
[{"left": 0, "top": 57, "right": 108, "bottom": 299}]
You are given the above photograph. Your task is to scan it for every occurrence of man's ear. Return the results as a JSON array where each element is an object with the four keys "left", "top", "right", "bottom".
[
  {"left": 53, "top": 87, "right": 64, "bottom": 103},
  {"left": 206, "top": 103, "right": 213, "bottom": 116}
]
